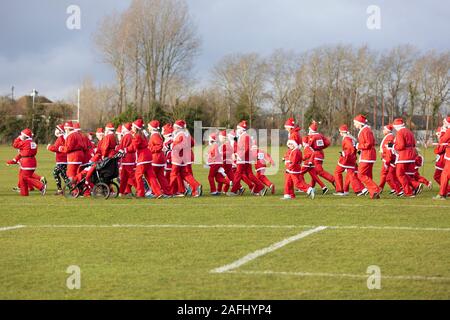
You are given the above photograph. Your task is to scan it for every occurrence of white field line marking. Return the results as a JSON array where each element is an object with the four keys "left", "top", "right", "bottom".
[
  {"left": 0, "top": 225, "right": 25, "bottom": 232},
  {"left": 210, "top": 226, "right": 328, "bottom": 274},
  {"left": 228, "top": 270, "right": 450, "bottom": 283},
  {"left": 23, "top": 224, "right": 450, "bottom": 232}
]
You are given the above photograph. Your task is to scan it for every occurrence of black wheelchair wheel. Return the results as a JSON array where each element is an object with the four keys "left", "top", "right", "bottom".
[
  {"left": 92, "top": 183, "right": 111, "bottom": 199},
  {"left": 63, "top": 183, "right": 80, "bottom": 198}
]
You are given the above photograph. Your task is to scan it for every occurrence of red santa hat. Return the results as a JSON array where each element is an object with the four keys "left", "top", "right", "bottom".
[
  {"left": 105, "top": 123, "right": 115, "bottom": 132},
  {"left": 384, "top": 124, "right": 394, "bottom": 132},
  {"left": 219, "top": 130, "right": 227, "bottom": 137},
  {"left": 116, "top": 125, "right": 123, "bottom": 135},
  {"left": 174, "top": 120, "right": 186, "bottom": 129},
  {"left": 21, "top": 128, "right": 33, "bottom": 139},
  {"left": 339, "top": 124, "right": 349, "bottom": 133},
  {"left": 56, "top": 124, "right": 65, "bottom": 133},
  {"left": 208, "top": 133, "right": 217, "bottom": 142},
  {"left": 237, "top": 120, "right": 248, "bottom": 131},
  {"left": 96, "top": 128, "right": 104, "bottom": 134},
  {"left": 123, "top": 123, "right": 132, "bottom": 133},
  {"left": 148, "top": 120, "right": 160, "bottom": 130},
  {"left": 393, "top": 118, "right": 405, "bottom": 129},
  {"left": 444, "top": 116, "right": 450, "bottom": 127},
  {"left": 64, "top": 121, "right": 74, "bottom": 129},
  {"left": 301, "top": 136, "right": 309, "bottom": 145},
  {"left": 287, "top": 139, "right": 298, "bottom": 148},
  {"left": 73, "top": 122, "right": 81, "bottom": 131},
  {"left": 284, "top": 118, "right": 296, "bottom": 129},
  {"left": 132, "top": 119, "right": 144, "bottom": 130},
  {"left": 162, "top": 124, "right": 174, "bottom": 136},
  {"left": 309, "top": 121, "right": 319, "bottom": 132},
  {"left": 353, "top": 115, "right": 367, "bottom": 126}
]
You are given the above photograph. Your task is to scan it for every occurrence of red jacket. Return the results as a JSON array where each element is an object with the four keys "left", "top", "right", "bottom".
[
  {"left": 301, "top": 145, "right": 315, "bottom": 168},
  {"left": 149, "top": 132, "right": 166, "bottom": 166},
  {"left": 12, "top": 137, "right": 38, "bottom": 170},
  {"left": 285, "top": 147, "right": 303, "bottom": 174},
  {"left": 308, "top": 133, "right": 331, "bottom": 162},
  {"left": 338, "top": 135, "right": 357, "bottom": 169},
  {"left": 101, "top": 133, "right": 117, "bottom": 159},
  {"left": 126, "top": 133, "right": 152, "bottom": 165},
  {"left": 172, "top": 131, "right": 193, "bottom": 166},
  {"left": 255, "top": 149, "right": 274, "bottom": 171},
  {"left": 163, "top": 137, "right": 173, "bottom": 170},
  {"left": 394, "top": 127, "right": 417, "bottom": 164},
  {"left": 59, "top": 131, "right": 85, "bottom": 165},
  {"left": 220, "top": 142, "right": 234, "bottom": 165},
  {"left": 440, "top": 128, "right": 450, "bottom": 161},
  {"left": 380, "top": 133, "right": 395, "bottom": 167},
  {"left": 357, "top": 126, "right": 377, "bottom": 163},
  {"left": 236, "top": 132, "right": 256, "bottom": 164},
  {"left": 48, "top": 135, "right": 67, "bottom": 164},
  {"left": 82, "top": 134, "right": 95, "bottom": 164},
  {"left": 118, "top": 133, "right": 136, "bottom": 166},
  {"left": 207, "top": 143, "right": 222, "bottom": 165}
]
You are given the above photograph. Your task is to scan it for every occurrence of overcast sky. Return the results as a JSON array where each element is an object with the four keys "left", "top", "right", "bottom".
[{"left": 0, "top": 0, "right": 449, "bottom": 101}]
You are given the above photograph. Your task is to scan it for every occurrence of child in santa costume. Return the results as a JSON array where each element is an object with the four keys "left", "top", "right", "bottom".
[
  {"left": 117, "top": 123, "right": 137, "bottom": 197},
  {"left": 434, "top": 116, "right": 450, "bottom": 200},
  {"left": 284, "top": 118, "right": 302, "bottom": 145},
  {"left": 333, "top": 125, "right": 366, "bottom": 196},
  {"left": 170, "top": 120, "right": 202, "bottom": 197},
  {"left": 255, "top": 148, "right": 275, "bottom": 194},
  {"left": 307, "top": 121, "right": 335, "bottom": 188},
  {"left": 228, "top": 121, "right": 267, "bottom": 196},
  {"left": 434, "top": 127, "right": 446, "bottom": 186},
  {"left": 282, "top": 139, "right": 315, "bottom": 200},
  {"left": 216, "top": 130, "right": 241, "bottom": 194},
  {"left": 300, "top": 136, "right": 329, "bottom": 195},
  {"left": 120, "top": 119, "right": 163, "bottom": 199},
  {"left": 207, "top": 133, "right": 230, "bottom": 195},
  {"left": 392, "top": 118, "right": 422, "bottom": 197},
  {"left": 353, "top": 115, "right": 381, "bottom": 199},
  {"left": 148, "top": 120, "right": 171, "bottom": 196},
  {"left": 411, "top": 150, "right": 431, "bottom": 188},
  {"left": 6, "top": 129, "right": 46, "bottom": 196},
  {"left": 379, "top": 124, "right": 402, "bottom": 196},
  {"left": 59, "top": 121, "right": 85, "bottom": 180},
  {"left": 162, "top": 124, "right": 174, "bottom": 183},
  {"left": 47, "top": 124, "right": 69, "bottom": 195}
]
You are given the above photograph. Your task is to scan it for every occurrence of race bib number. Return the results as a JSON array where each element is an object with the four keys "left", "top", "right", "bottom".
[
  {"left": 30, "top": 142, "right": 37, "bottom": 149},
  {"left": 257, "top": 152, "right": 265, "bottom": 160},
  {"left": 316, "top": 139, "right": 324, "bottom": 147}
]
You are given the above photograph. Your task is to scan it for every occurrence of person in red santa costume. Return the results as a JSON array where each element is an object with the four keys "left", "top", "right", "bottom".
[
  {"left": 411, "top": 149, "right": 432, "bottom": 188},
  {"left": 333, "top": 125, "right": 366, "bottom": 196},
  {"left": 300, "top": 136, "right": 329, "bottom": 195},
  {"left": 282, "top": 139, "right": 315, "bottom": 200},
  {"left": 216, "top": 130, "right": 235, "bottom": 194},
  {"left": 170, "top": 120, "right": 202, "bottom": 197},
  {"left": 254, "top": 148, "right": 275, "bottom": 194},
  {"left": 378, "top": 124, "right": 403, "bottom": 196},
  {"left": 284, "top": 118, "right": 302, "bottom": 145},
  {"left": 117, "top": 123, "right": 137, "bottom": 197},
  {"left": 59, "top": 121, "right": 85, "bottom": 180},
  {"left": 206, "top": 133, "right": 230, "bottom": 195},
  {"left": 228, "top": 121, "right": 267, "bottom": 196},
  {"left": 148, "top": 120, "right": 171, "bottom": 196},
  {"left": 47, "top": 124, "right": 68, "bottom": 195},
  {"left": 162, "top": 124, "right": 174, "bottom": 184},
  {"left": 6, "top": 129, "right": 46, "bottom": 196},
  {"left": 353, "top": 115, "right": 381, "bottom": 199},
  {"left": 433, "top": 126, "right": 450, "bottom": 198},
  {"left": 392, "top": 118, "right": 422, "bottom": 197},
  {"left": 307, "top": 121, "right": 335, "bottom": 188},
  {"left": 434, "top": 116, "right": 450, "bottom": 200}
]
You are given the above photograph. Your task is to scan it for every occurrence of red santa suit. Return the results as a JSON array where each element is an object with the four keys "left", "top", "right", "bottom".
[
  {"left": 393, "top": 120, "right": 420, "bottom": 197},
  {"left": 379, "top": 127, "right": 402, "bottom": 194},
  {"left": 230, "top": 122, "right": 265, "bottom": 195},
  {"left": 149, "top": 122, "right": 171, "bottom": 195},
  {"left": 117, "top": 125, "right": 137, "bottom": 195},
  {"left": 217, "top": 131, "right": 237, "bottom": 193},
  {"left": 334, "top": 128, "right": 365, "bottom": 194},
  {"left": 284, "top": 141, "right": 313, "bottom": 198},
  {"left": 59, "top": 126, "right": 85, "bottom": 179},
  {"left": 307, "top": 123, "right": 335, "bottom": 185},
  {"left": 300, "top": 138, "right": 326, "bottom": 190},
  {"left": 8, "top": 131, "right": 44, "bottom": 196},
  {"left": 355, "top": 120, "right": 381, "bottom": 198},
  {"left": 434, "top": 127, "right": 447, "bottom": 187},
  {"left": 207, "top": 134, "right": 230, "bottom": 194},
  {"left": 48, "top": 135, "right": 68, "bottom": 166},
  {"left": 438, "top": 125, "right": 450, "bottom": 197},
  {"left": 255, "top": 149, "right": 275, "bottom": 192}
]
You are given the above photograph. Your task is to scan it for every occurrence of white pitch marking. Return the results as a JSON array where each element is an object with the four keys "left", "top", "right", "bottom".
[
  {"left": 0, "top": 225, "right": 25, "bottom": 232},
  {"left": 227, "top": 270, "right": 450, "bottom": 282},
  {"left": 210, "top": 226, "right": 328, "bottom": 274}
]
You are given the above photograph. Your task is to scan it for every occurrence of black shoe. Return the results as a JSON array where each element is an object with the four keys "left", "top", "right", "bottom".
[{"left": 322, "top": 187, "right": 329, "bottom": 195}]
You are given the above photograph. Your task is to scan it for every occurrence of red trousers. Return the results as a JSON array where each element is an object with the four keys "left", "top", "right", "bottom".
[
  {"left": 284, "top": 173, "right": 311, "bottom": 198},
  {"left": 396, "top": 163, "right": 419, "bottom": 196},
  {"left": 439, "top": 161, "right": 450, "bottom": 197},
  {"left": 358, "top": 162, "right": 380, "bottom": 197},
  {"left": 256, "top": 168, "right": 274, "bottom": 188},
  {"left": 19, "top": 170, "right": 43, "bottom": 196},
  {"left": 218, "top": 164, "right": 237, "bottom": 193},
  {"left": 302, "top": 166, "right": 326, "bottom": 189},
  {"left": 379, "top": 164, "right": 402, "bottom": 193},
  {"left": 135, "top": 163, "right": 162, "bottom": 198},
  {"left": 18, "top": 172, "right": 42, "bottom": 191},
  {"left": 231, "top": 164, "right": 264, "bottom": 194},
  {"left": 208, "top": 164, "right": 230, "bottom": 193},
  {"left": 334, "top": 165, "right": 364, "bottom": 194},
  {"left": 67, "top": 164, "right": 80, "bottom": 179},
  {"left": 119, "top": 166, "right": 137, "bottom": 195},
  {"left": 170, "top": 165, "right": 200, "bottom": 195},
  {"left": 153, "top": 165, "right": 171, "bottom": 195},
  {"left": 313, "top": 160, "right": 335, "bottom": 184}
]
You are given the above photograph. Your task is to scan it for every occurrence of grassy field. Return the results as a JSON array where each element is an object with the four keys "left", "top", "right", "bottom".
[{"left": 0, "top": 144, "right": 449, "bottom": 300}]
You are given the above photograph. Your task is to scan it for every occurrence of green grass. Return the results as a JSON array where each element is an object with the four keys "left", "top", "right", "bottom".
[{"left": 0, "top": 145, "right": 449, "bottom": 300}]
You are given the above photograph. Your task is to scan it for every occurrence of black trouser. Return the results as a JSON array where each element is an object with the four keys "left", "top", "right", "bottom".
[{"left": 53, "top": 164, "right": 68, "bottom": 190}]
